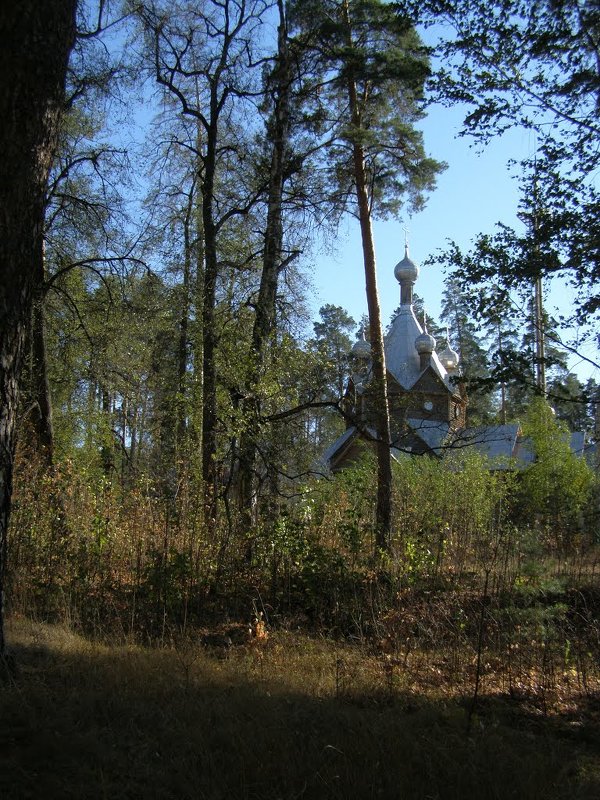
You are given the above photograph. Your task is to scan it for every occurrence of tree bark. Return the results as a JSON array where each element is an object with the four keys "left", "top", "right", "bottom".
[
  {"left": 351, "top": 137, "right": 393, "bottom": 551},
  {"left": 200, "top": 133, "right": 219, "bottom": 523},
  {"left": 342, "top": 0, "right": 393, "bottom": 552},
  {"left": 29, "top": 245, "right": 55, "bottom": 467},
  {"left": 238, "top": 0, "right": 292, "bottom": 547},
  {"left": 0, "top": 1, "right": 77, "bottom": 655}
]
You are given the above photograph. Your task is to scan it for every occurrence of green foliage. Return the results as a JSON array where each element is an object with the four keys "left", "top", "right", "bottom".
[
  {"left": 143, "top": 547, "right": 195, "bottom": 612},
  {"left": 439, "top": 278, "right": 496, "bottom": 424},
  {"left": 517, "top": 398, "right": 594, "bottom": 546},
  {"left": 289, "top": 0, "right": 445, "bottom": 218},
  {"left": 424, "top": 0, "right": 600, "bottom": 393},
  {"left": 391, "top": 450, "right": 511, "bottom": 581}
]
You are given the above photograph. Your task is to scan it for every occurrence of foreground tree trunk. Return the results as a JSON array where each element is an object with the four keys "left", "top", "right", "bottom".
[
  {"left": 0, "top": 1, "right": 76, "bottom": 656},
  {"left": 343, "top": 2, "right": 393, "bottom": 552},
  {"left": 351, "top": 136, "right": 393, "bottom": 551},
  {"left": 29, "top": 246, "right": 55, "bottom": 467}
]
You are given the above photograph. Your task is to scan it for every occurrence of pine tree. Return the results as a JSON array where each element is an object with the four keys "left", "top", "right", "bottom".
[
  {"left": 422, "top": 0, "right": 599, "bottom": 376},
  {"left": 290, "top": 0, "right": 443, "bottom": 550},
  {"left": 440, "top": 279, "right": 495, "bottom": 424}
]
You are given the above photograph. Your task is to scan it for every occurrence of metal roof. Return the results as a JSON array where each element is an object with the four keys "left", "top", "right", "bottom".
[
  {"left": 449, "top": 424, "right": 520, "bottom": 465},
  {"left": 384, "top": 305, "right": 452, "bottom": 390},
  {"left": 321, "top": 426, "right": 358, "bottom": 465},
  {"left": 405, "top": 418, "right": 451, "bottom": 452}
]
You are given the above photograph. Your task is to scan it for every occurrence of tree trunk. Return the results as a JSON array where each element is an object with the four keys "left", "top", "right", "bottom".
[
  {"left": 351, "top": 138, "right": 393, "bottom": 552},
  {"left": 343, "top": 0, "right": 393, "bottom": 552},
  {"left": 0, "top": 0, "right": 77, "bottom": 655},
  {"left": 29, "top": 244, "right": 55, "bottom": 467},
  {"left": 238, "top": 0, "right": 291, "bottom": 549},
  {"left": 201, "top": 132, "right": 219, "bottom": 523},
  {"left": 176, "top": 186, "right": 194, "bottom": 473}
]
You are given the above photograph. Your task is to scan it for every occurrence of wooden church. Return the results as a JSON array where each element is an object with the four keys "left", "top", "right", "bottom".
[
  {"left": 324, "top": 243, "right": 468, "bottom": 470},
  {"left": 322, "top": 243, "right": 587, "bottom": 471}
]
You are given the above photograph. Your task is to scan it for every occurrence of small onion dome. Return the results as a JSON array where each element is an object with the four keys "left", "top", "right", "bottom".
[
  {"left": 393, "top": 244, "right": 419, "bottom": 284},
  {"left": 439, "top": 344, "right": 459, "bottom": 372},
  {"left": 415, "top": 330, "right": 436, "bottom": 355},
  {"left": 351, "top": 330, "right": 371, "bottom": 359}
]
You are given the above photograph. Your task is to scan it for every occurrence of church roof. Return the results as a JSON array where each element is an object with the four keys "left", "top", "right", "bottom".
[
  {"left": 326, "top": 240, "right": 590, "bottom": 474},
  {"left": 384, "top": 244, "right": 455, "bottom": 391},
  {"left": 450, "top": 424, "right": 521, "bottom": 466},
  {"left": 321, "top": 426, "right": 359, "bottom": 466},
  {"left": 384, "top": 305, "right": 454, "bottom": 389},
  {"left": 570, "top": 431, "right": 586, "bottom": 456},
  {"left": 323, "top": 421, "right": 589, "bottom": 472},
  {"left": 405, "top": 418, "right": 451, "bottom": 452}
]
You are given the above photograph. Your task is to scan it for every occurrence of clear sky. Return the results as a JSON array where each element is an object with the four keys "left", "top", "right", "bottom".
[
  {"left": 310, "top": 102, "right": 527, "bottom": 330},
  {"left": 308, "top": 101, "right": 599, "bottom": 384}
]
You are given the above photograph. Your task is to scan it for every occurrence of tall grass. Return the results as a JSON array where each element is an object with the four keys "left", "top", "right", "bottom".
[{"left": 2, "top": 616, "right": 600, "bottom": 800}]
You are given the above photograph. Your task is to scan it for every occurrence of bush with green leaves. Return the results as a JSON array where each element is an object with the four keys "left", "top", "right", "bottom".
[{"left": 517, "top": 398, "right": 594, "bottom": 549}]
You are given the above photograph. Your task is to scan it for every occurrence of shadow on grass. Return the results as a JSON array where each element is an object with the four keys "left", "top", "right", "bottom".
[{"left": 1, "top": 621, "right": 599, "bottom": 800}]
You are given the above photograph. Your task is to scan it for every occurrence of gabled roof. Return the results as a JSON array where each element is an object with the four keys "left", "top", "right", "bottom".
[
  {"left": 325, "top": 419, "right": 452, "bottom": 469},
  {"left": 385, "top": 304, "right": 452, "bottom": 391},
  {"left": 405, "top": 418, "right": 451, "bottom": 453},
  {"left": 323, "top": 420, "right": 590, "bottom": 473},
  {"left": 410, "top": 364, "right": 455, "bottom": 396},
  {"left": 384, "top": 305, "right": 423, "bottom": 388},
  {"left": 322, "top": 426, "right": 359, "bottom": 465}
]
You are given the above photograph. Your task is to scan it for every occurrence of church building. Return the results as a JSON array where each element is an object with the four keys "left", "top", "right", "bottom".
[{"left": 323, "top": 243, "right": 583, "bottom": 471}]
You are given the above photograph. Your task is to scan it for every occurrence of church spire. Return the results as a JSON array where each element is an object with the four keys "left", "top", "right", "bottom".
[{"left": 393, "top": 234, "right": 419, "bottom": 306}]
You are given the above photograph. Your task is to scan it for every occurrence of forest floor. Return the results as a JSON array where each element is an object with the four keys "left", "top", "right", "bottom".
[{"left": 1, "top": 615, "right": 600, "bottom": 800}]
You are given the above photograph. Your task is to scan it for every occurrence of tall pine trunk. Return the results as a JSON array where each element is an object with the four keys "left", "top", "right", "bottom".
[
  {"left": 200, "top": 138, "right": 219, "bottom": 523},
  {"left": 350, "top": 137, "right": 393, "bottom": 551},
  {"left": 0, "top": 0, "right": 76, "bottom": 655},
  {"left": 343, "top": 0, "right": 392, "bottom": 552}
]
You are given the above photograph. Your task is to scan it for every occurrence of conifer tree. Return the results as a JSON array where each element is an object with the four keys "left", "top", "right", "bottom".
[
  {"left": 289, "top": 0, "right": 443, "bottom": 550},
  {"left": 440, "top": 279, "right": 495, "bottom": 424},
  {"left": 422, "top": 0, "right": 599, "bottom": 397}
]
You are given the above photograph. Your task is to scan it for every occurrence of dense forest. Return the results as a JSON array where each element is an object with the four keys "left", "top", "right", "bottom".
[{"left": 1, "top": 2, "right": 599, "bottom": 798}]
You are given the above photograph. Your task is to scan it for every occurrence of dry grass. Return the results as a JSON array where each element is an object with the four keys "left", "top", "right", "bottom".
[{"left": 1, "top": 616, "right": 600, "bottom": 800}]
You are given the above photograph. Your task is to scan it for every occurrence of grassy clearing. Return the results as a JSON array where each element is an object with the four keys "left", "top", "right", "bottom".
[{"left": 1, "top": 616, "right": 599, "bottom": 800}]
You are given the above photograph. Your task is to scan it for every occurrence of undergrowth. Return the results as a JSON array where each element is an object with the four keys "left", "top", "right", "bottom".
[{"left": 4, "top": 448, "right": 600, "bottom": 797}]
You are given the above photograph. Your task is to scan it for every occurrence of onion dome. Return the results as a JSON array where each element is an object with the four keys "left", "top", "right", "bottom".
[
  {"left": 439, "top": 344, "right": 459, "bottom": 372},
  {"left": 415, "top": 311, "right": 435, "bottom": 355},
  {"left": 393, "top": 243, "right": 419, "bottom": 285},
  {"left": 415, "top": 330, "right": 436, "bottom": 355},
  {"left": 351, "top": 328, "right": 371, "bottom": 359},
  {"left": 439, "top": 328, "right": 459, "bottom": 372}
]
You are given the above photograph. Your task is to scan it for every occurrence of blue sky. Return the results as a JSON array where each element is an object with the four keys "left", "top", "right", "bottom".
[
  {"left": 310, "top": 102, "right": 527, "bottom": 329},
  {"left": 110, "top": 8, "right": 597, "bottom": 385},
  {"left": 308, "top": 102, "right": 598, "bottom": 383}
]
